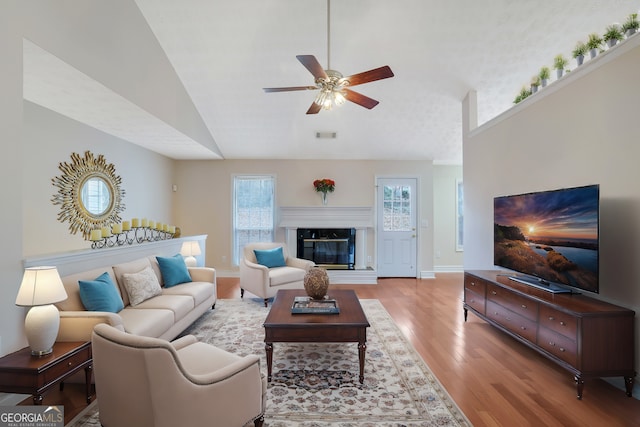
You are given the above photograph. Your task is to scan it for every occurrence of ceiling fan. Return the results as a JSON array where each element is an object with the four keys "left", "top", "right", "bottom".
[{"left": 262, "top": 0, "right": 394, "bottom": 114}]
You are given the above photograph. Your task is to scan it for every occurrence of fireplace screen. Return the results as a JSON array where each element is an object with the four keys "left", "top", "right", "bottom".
[{"left": 297, "top": 228, "right": 355, "bottom": 270}]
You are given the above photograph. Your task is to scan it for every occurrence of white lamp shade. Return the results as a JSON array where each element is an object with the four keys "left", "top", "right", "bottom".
[
  {"left": 16, "top": 266, "right": 67, "bottom": 307},
  {"left": 180, "top": 241, "right": 201, "bottom": 267},
  {"left": 180, "top": 241, "right": 202, "bottom": 257},
  {"left": 15, "top": 266, "right": 67, "bottom": 356}
]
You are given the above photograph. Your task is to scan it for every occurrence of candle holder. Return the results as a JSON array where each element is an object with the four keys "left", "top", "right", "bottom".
[{"left": 90, "top": 226, "right": 175, "bottom": 249}]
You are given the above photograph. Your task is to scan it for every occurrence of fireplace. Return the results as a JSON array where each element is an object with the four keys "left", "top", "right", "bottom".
[
  {"left": 279, "top": 206, "right": 376, "bottom": 282},
  {"left": 297, "top": 228, "right": 356, "bottom": 270}
]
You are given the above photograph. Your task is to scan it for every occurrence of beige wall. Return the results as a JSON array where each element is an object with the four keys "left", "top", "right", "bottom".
[
  {"left": 433, "top": 165, "right": 463, "bottom": 270},
  {"left": 464, "top": 37, "right": 640, "bottom": 379},
  {"left": 173, "top": 159, "right": 437, "bottom": 277}
]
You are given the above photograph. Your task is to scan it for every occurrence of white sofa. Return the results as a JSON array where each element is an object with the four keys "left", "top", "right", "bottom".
[{"left": 55, "top": 255, "right": 216, "bottom": 342}]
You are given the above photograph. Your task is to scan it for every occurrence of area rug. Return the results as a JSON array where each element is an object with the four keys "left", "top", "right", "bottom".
[{"left": 68, "top": 298, "right": 471, "bottom": 427}]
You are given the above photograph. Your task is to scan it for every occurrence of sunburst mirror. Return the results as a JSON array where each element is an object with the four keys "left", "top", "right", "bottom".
[{"left": 52, "top": 151, "right": 126, "bottom": 239}]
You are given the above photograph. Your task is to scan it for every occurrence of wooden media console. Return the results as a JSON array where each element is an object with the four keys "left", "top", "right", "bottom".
[{"left": 463, "top": 270, "right": 635, "bottom": 399}]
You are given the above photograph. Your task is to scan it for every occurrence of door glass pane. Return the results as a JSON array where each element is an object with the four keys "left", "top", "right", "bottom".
[{"left": 383, "top": 185, "right": 411, "bottom": 231}]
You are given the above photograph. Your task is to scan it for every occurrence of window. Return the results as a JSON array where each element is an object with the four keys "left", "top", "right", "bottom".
[{"left": 233, "top": 175, "right": 275, "bottom": 265}]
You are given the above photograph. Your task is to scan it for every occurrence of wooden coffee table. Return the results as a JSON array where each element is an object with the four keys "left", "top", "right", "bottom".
[{"left": 263, "top": 289, "right": 370, "bottom": 383}]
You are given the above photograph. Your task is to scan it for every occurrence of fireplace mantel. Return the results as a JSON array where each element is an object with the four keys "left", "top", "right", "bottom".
[
  {"left": 279, "top": 206, "right": 374, "bottom": 228},
  {"left": 278, "top": 207, "right": 375, "bottom": 283}
]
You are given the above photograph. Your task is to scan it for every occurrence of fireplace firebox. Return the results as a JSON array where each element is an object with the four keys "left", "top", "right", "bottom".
[{"left": 297, "top": 228, "right": 355, "bottom": 270}]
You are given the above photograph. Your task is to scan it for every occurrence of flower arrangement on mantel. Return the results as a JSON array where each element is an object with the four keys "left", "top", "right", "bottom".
[
  {"left": 313, "top": 178, "right": 335, "bottom": 193},
  {"left": 313, "top": 178, "right": 335, "bottom": 205}
]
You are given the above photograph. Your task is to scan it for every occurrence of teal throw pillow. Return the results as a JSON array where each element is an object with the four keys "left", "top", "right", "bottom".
[
  {"left": 78, "top": 272, "right": 125, "bottom": 313},
  {"left": 156, "top": 254, "right": 192, "bottom": 287},
  {"left": 254, "top": 247, "right": 286, "bottom": 268}
]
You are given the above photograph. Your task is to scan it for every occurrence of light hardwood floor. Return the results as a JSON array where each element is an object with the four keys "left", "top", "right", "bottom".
[{"left": 35, "top": 273, "right": 640, "bottom": 426}]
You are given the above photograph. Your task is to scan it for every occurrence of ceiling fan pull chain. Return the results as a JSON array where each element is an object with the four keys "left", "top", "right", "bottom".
[{"left": 327, "top": 0, "right": 331, "bottom": 71}]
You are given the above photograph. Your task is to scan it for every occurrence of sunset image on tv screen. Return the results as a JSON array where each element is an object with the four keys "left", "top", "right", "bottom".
[{"left": 494, "top": 185, "right": 599, "bottom": 293}]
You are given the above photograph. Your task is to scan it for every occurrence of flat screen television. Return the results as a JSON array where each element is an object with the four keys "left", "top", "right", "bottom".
[{"left": 494, "top": 184, "right": 599, "bottom": 294}]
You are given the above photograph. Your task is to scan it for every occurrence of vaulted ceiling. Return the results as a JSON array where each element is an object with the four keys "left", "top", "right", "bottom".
[{"left": 22, "top": 0, "right": 640, "bottom": 164}]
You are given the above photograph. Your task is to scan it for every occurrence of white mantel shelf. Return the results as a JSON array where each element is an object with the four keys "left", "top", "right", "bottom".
[
  {"left": 278, "top": 206, "right": 376, "bottom": 284},
  {"left": 279, "top": 206, "right": 374, "bottom": 228}
]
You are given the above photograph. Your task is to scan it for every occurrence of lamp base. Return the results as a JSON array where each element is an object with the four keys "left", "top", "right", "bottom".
[
  {"left": 31, "top": 347, "right": 53, "bottom": 357},
  {"left": 184, "top": 256, "right": 197, "bottom": 267},
  {"left": 24, "top": 304, "right": 60, "bottom": 357}
]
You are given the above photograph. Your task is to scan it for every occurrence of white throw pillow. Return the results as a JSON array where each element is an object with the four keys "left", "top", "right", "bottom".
[{"left": 122, "top": 265, "right": 162, "bottom": 306}]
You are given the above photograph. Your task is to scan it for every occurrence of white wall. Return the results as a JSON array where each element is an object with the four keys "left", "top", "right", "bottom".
[
  {"left": 433, "top": 165, "right": 463, "bottom": 271},
  {"left": 0, "top": 0, "right": 27, "bottom": 360},
  {"left": 173, "top": 159, "right": 435, "bottom": 277},
  {"left": 0, "top": 70, "right": 175, "bottom": 360},
  {"left": 20, "top": 0, "right": 219, "bottom": 155},
  {"left": 22, "top": 102, "right": 174, "bottom": 257},
  {"left": 464, "top": 36, "right": 640, "bottom": 376}
]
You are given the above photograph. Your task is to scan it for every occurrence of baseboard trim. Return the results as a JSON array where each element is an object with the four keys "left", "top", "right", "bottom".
[{"left": 433, "top": 265, "right": 464, "bottom": 273}]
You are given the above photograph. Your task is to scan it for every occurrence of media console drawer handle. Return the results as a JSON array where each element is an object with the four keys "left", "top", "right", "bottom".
[
  {"left": 560, "top": 347, "right": 565, "bottom": 352},
  {"left": 491, "top": 291, "right": 497, "bottom": 295},
  {"left": 560, "top": 321, "right": 566, "bottom": 326},
  {"left": 521, "top": 304, "right": 527, "bottom": 309},
  {"left": 521, "top": 326, "right": 526, "bottom": 330},
  {"left": 548, "top": 316, "right": 554, "bottom": 321}
]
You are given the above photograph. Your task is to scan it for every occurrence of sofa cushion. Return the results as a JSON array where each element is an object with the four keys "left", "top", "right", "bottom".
[
  {"left": 161, "top": 281, "right": 215, "bottom": 306},
  {"left": 121, "top": 265, "right": 163, "bottom": 306},
  {"left": 254, "top": 247, "right": 286, "bottom": 268},
  {"left": 58, "top": 268, "right": 121, "bottom": 312},
  {"left": 78, "top": 272, "right": 125, "bottom": 313},
  {"left": 114, "top": 258, "right": 164, "bottom": 305},
  {"left": 118, "top": 307, "right": 175, "bottom": 337},
  {"left": 268, "top": 266, "right": 307, "bottom": 287},
  {"left": 156, "top": 254, "right": 192, "bottom": 287},
  {"left": 132, "top": 294, "right": 194, "bottom": 322}
]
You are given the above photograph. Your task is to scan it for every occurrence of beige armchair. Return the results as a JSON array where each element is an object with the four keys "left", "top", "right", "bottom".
[
  {"left": 91, "top": 324, "right": 266, "bottom": 427},
  {"left": 240, "top": 242, "right": 315, "bottom": 307}
]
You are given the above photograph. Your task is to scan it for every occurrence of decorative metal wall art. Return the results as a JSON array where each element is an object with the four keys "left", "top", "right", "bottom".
[{"left": 52, "top": 151, "right": 126, "bottom": 239}]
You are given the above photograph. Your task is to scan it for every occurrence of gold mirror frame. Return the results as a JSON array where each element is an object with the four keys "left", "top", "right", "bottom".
[{"left": 52, "top": 151, "right": 126, "bottom": 239}]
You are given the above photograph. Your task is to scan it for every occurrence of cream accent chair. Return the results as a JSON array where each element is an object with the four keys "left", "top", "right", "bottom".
[
  {"left": 240, "top": 242, "right": 315, "bottom": 307},
  {"left": 92, "top": 323, "right": 266, "bottom": 427}
]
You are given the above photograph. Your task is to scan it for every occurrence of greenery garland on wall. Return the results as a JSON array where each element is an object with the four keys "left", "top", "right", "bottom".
[{"left": 513, "top": 12, "right": 639, "bottom": 104}]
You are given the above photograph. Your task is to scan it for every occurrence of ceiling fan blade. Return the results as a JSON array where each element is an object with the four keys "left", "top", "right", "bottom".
[
  {"left": 306, "top": 102, "right": 322, "bottom": 115},
  {"left": 344, "top": 89, "right": 379, "bottom": 109},
  {"left": 296, "top": 55, "right": 328, "bottom": 80},
  {"left": 343, "top": 66, "right": 394, "bottom": 87},
  {"left": 263, "top": 86, "right": 317, "bottom": 93}
]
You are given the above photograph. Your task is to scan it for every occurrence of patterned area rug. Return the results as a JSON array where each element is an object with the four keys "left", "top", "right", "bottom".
[{"left": 68, "top": 298, "right": 471, "bottom": 427}]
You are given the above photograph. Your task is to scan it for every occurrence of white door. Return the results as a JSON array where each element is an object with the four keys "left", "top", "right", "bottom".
[{"left": 376, "top": 178, "right": 417, "bottom": 277}]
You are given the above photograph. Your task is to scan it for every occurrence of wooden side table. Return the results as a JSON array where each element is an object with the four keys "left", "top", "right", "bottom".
[{"left": 0, "top": 341, "right": 93, "bottom": 405}]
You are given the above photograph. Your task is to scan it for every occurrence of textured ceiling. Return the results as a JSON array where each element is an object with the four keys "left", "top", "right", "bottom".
[{"left": 23, "top": 0, "right": 640, "bottom": 164}]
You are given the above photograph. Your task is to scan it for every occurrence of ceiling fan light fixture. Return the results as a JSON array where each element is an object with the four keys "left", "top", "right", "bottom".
[{"left": 262, "top": 0, "right": 393, "bottom": 114}]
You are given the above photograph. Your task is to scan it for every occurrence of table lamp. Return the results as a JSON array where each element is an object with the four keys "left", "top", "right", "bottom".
[
  {"left": 15, "top": 266, "right": 68, "bottom": 356},
  {"left": 180, "top": 241, "right": 202, "bottom": 267}
]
